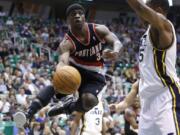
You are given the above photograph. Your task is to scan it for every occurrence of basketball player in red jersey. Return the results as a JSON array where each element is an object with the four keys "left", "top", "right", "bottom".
[
  {"left": 48, "top": 2, "right": 123, "bottom": 117},
  {"left": 14, "top": 3, "right": 124, "bottom": 127}
]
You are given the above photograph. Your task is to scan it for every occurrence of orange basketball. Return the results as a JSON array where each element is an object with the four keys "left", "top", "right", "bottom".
[{"left": 52, "top": 65, "right": 81, "bottom": 94}]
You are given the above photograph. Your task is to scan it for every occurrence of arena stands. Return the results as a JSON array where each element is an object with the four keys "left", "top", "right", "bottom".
[{"left": 0, "top": 1, "right": 180, "bottom": 135}]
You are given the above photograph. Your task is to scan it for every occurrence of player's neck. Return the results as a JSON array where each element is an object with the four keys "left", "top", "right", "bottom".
[{"left": 71, "top": 23, "right": 87, "bottom": 37}]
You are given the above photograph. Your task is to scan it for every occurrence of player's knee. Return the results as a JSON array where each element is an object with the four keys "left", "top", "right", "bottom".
[{"left": 81, "top": 93, "right": 98, "bottom": 112}]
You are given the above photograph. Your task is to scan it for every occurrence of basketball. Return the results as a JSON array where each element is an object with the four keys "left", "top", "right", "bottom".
[{"left": 52, "top": 65, "right": 81, "bottom": 94}]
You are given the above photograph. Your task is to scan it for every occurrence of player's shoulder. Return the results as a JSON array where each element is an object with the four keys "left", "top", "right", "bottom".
[
  {"left": 59, "top": 34, "right": 74, "bottom": 50},
  {"left": 60, "top": 36, "right": 70, "bottom": 46},
  {"left": 93, "top": 23, "right": 110, "bottom": 36},
  {"left": 94, "top": 23, "right": 108, "bottom": 30},
  {"left": 154, "top": 13, "right": 173, "bottom": 31}
]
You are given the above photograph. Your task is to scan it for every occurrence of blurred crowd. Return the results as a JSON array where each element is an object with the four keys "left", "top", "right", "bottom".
[{"left": 0, "top": 14, "right": 180, "bottom": 135}]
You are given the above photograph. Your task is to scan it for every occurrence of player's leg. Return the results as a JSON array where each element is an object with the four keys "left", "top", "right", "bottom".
[
  {"left": 71, "top": 111, "right": 84, "bottom": 135},
  {"left": 155, "top": 88, "right": 180, "bottom": 135},
  {"left": 138, "top": 114, "right": 160, "bottom": 135},
  {"left": 48, "top": 72, "right": 106, "bottom": 115},
  {"left": 14, "top": 85, "right": 66, "bottom": 127},
  {"left": 48, "top": 87, "right": 100, "bottom": 116},
  {"left": 27, "top": 85, "right": 56, "bottom": 118},
  {"left": 72, "top": 69, "right": 106, "bottom": 113},
  {"left": 155, "top": 108, "right": 177, "bottom": 135},
  {"left": 138, "top": 97, "right": 160, "bottom": 135}
]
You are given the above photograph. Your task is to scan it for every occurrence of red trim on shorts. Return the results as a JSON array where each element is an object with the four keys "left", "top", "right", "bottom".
[
  {"left": 93, "top": 23, "right": 105, "bottom": 44},
  {"left": 65, "top": 34, "right": 76, "bottom": 54},
  {"left": 70, "top": 23, "right": 90, "bottom": 46},
  {"left": 71, "top": 57, "right": 103, "bottom": 67}
]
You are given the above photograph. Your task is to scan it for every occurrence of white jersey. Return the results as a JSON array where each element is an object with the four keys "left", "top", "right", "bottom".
[
  {"left": 139, "top": 21, "right": 179, "bottom": 98},
  {"left": 78, "top": 101, "right": 104, "bottom": 135},
  {"left": 138, "top": 21, "right": 180, "bottom": 135}
]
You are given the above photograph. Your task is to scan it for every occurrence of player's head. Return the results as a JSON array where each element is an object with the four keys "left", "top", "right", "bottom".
[
  {"left": 66, "top": 3, "right": 86, "bottom": 29},
  {"left": 146, "top": 0, "right": 170, "bottom": 15}
]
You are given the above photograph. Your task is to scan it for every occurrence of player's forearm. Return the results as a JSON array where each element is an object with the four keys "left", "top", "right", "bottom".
[
  {"left": 116, "top": 101, "right": 128, "bottom": 113},
  {"left": 127, "top": 0, "right": 163, "bottom": 28},
  {"left": 71, "top": 119, "right": 80, "bottom": 135},
  {"left": 127, "top": 0, "right": 146, "bottom": 14},
  {"left": 116, "top": 84, "right": 138, "bottom": 112},
  {"left": 113, "top": 40, "right": 123, "bottom": 53},
  {"left": 71, "top": 123, "right": 79, "bottom": 135},
  {"left": 71, "top": 112, "right": 82, "bottom": 135},
  {"left": 127, "top": 0, "right": 152, "bottom": 22},
  {"left": 57, "top": 52, "right": 70, "bottom": 68},
  {"left": 124, "top": 89, "right": 138, "bottom": 106}
]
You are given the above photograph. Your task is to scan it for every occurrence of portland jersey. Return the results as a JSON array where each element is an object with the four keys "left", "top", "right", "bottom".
[
  {"left": 139, "top": 21, "right": 179, "bottom": 98},
  {"left": 66, "top": 23, "right": 104, "bottom": 73}
]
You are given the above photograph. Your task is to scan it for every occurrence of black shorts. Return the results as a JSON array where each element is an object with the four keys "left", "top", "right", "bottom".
[{"left": 70, "top": 63, "right": 106, "bottom": 97}]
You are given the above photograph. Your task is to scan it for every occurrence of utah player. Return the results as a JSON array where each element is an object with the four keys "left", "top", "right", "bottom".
[
  {"left": 126, "top": 0, "right": 180, "bottom": 134},
  {"left": 71, "top": 90, "right": 105, "bottom": 135}
]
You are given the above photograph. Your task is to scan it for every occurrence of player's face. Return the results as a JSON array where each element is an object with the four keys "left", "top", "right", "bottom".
[{"left": 67, "top": 9, "right": 85, "bottom": 29}]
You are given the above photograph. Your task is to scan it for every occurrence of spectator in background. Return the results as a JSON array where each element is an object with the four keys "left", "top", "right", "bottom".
[
  {"left": 16, "top": 87, "right": 27, "bottom": 106},
  {"left": 0, "top": 7, "right": 179, "bottom": 135},
  {"left": 6, "top": 17, "right": 14, "bottom": 26},
  {"left": 0, "top": 58, "right": 4, "bottom": 72},
  {"left": 0, "top": 97, "right": 11, "bottom": 114},
  {"left": 0, "top": 78, "right": 7, "bottom": 94}
]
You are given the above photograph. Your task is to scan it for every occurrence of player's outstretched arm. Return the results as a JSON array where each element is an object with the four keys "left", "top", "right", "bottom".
[
  {"left": 127, "top": 0, "right": 168, "bottom": 28},
  {"left": 126, "top": 0, "right": 173, "bottom": 49},
  {"left": 110, "top": 80, "right": 139, "bottom": 113},
  {"left": 95, "top": 24, "right": 123, "bottom": 60}
]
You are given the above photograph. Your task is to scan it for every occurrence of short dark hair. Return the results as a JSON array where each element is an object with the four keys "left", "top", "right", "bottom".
[
  {"left": 66, "top": 3, "right": 85, "bottom": 17},
  {"left": 147, "top": 0, "right": 170, "bottom": 13}
]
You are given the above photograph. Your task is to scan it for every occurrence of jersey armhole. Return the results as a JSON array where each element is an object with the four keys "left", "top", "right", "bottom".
[
  {"left": 65, "top": 34, "right": 76, "bottom": 54},
  {"left": 149, "top": 25, "right": 175, "bottom": 51},
  {"left": 93, "top": 23, "right": 106, "bottom": 44}
]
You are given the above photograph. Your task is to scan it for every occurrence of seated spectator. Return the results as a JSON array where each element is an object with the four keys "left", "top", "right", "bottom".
[{"left": 16, "top": 87, "right": 27, "bottom": 106}]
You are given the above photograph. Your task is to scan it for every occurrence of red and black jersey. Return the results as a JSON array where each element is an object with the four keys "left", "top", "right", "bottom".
[{"left": 66, "top": 23, "right": 104, "bottom": 72}]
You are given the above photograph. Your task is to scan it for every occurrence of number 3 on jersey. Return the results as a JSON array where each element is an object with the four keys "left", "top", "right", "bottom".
[
  {"left": 96, "top": 52, "right": 101, "bottom": 61},
  {"left": 95, "top": 118, "right": 100, "bottom": 125}
]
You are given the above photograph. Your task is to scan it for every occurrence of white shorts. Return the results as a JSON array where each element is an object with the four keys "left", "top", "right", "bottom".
[{"left": 139, "top": 87, "right": 180, "bottom": 135}]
